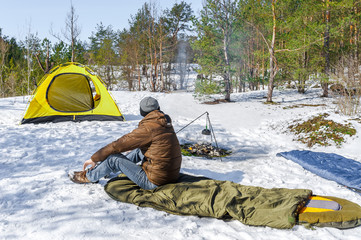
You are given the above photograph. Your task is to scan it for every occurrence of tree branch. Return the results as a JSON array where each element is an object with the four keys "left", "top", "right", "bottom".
[
  {"left": 34, "top": 52, "right": 45, "bottom": 73},
  {"left": 275, "top": 37, "right": 325, "bottom": 53},
  {"left": 244, "top": 21, "right": 272, "bottom": 55}
]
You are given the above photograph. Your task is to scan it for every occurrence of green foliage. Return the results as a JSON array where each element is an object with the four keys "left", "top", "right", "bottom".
[
  {"left": 164, "top": 1, "right": 193, "bottom": 33},
  {"left": 288, "top": 113, "right": 357, "bottom": 147},
  {"left": 73, "top": 41, "right": 88, "bottom": 64},
  {"left": 88, "top": 23, "right": 118, "bottom": 88},
  {"left": 2, "top": 1, "right": 361, "bottom": 97},
  {"left": 191, "top": 7, "right": 223, "bottom": 75},
  {"left": 194, "top": 77, "right": 222, "bottom": 96},
  {"left": 191, "top": 0, "right": 237, "bottom": 100},
  {"left": 89, "top": 23, "right": 117, "bottom": 55},
  {"left": 6, "top": 38, "right": 23, "bottom": 65},
  {"left": 52, "top": 41, "right": 71, "bottom": 64}
]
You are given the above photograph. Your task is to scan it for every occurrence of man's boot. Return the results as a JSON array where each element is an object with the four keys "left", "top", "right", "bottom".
[{"left": 69, "top": 171, "right": 91, "bottom": 184}]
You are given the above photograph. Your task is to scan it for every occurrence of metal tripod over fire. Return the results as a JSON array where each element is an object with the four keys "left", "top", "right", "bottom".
[{"left": 176, "top": 111, "right": 222, "bottom": 161}]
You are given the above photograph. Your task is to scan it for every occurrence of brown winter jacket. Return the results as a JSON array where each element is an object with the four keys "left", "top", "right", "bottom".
[{"left": 91, "top": 110, "right": 182, "bottom": 186}]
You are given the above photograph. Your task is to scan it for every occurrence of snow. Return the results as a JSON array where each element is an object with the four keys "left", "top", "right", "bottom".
[{"left": 1, "top": 89, "right": 361, "bottom": 239}]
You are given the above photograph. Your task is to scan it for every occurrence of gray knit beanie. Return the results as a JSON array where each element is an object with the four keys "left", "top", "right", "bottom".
[{"left": 139, "top": 97, "right": 160, "bottom": 117}]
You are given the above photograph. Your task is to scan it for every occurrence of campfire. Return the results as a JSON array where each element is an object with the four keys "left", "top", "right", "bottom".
[
  {"left": 180, "top": 142, "right": 231, "bottom": 159},
  {"left": 176, "top": 112, "right": 229, "bottom": 159}
]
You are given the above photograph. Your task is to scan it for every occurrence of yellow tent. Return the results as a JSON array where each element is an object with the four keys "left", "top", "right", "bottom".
[{"left": 21, "top": 62, "right": 124, "bottom": 124}]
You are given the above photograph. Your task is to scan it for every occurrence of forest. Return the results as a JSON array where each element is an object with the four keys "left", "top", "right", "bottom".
[{"left": 0, "top": 0, "right": 360, "bottom": 106}]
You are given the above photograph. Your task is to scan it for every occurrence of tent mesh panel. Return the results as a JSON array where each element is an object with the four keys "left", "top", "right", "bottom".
[{"left": 47, "top": 73, "right": 94, "bottom": 112}]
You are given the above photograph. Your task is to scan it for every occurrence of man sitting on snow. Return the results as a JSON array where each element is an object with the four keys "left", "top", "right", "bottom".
[{"left": 69, "top": 96, "right": 182, "bottom": 190}]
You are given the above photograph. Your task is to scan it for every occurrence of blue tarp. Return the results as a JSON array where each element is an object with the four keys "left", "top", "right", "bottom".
[{"left": 277, "top": 150, "right": 361, "bottom": 191}]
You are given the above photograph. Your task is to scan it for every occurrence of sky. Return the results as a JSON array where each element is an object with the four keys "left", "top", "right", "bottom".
[{"left": 0, "top": 0, "right": 204, "bottom": 43}]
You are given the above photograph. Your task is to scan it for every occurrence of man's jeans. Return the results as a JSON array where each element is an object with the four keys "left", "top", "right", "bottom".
[{"left": 86, "top": 149, "right": 158, "bottom": 190}]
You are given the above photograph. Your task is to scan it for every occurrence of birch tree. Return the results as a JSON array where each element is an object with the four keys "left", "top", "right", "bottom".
[
  {"left": 192, "top": 0, "right": 237, "bottom": 101},
  {"left": 204, "top": 0, "right": 237, "bottom": 101}
]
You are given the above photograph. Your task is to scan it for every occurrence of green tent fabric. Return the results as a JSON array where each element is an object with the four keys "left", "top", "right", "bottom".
[{"left": 104, "top": 174, "right": 312, "bottom": 229}]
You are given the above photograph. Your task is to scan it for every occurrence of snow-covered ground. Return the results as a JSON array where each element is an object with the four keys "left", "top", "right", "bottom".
[{"left": 1, "top": 89, "right": 361, "bottom": 239}]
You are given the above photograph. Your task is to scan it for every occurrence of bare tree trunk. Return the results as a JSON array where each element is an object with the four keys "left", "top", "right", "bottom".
[
  {"left": 35, "top": 40, "right": 52, "bottom": 76},
  {"left": 209, "top": 0, "right": 235, "bottom": 101},
  {"left": 152, "top": 21, "right": 158, "bottom": 92},
  {"left": 0, "top": 38, "right": 9, "bottom": 98},
  {"left": 154, "top": 58, "right": 158, "bottom": 91},
  {"left": 159, "top": 55, "right": 164, "bottom": 92},
  {"left": 267, "top": 0, "right": 277, "bottom": 102},
  {"left": 25, "top": 25, "right": 32, "bottom": 95},
  {"left": 262, "top": 43, "right": 265, "bottom": 90},
  {"left": 158, "top": 18, "right": 165, "bottom": 92},
  {"left": 322, "top": 0, "right": 331, "bottom": 97},
  {"left": 147, "top": 15, "right": 156, "bottom": 92},
  {"left": 223, "top": 30, "right": 231, "bottom": 101},
  {"left": 136, "top": 58, "right": 141, "bottom": 91},
  {"left": 354, "top": 4, "right": 359, "bottom": 78},
  {"left": 64, "top": 3, "right": 81, "bottom": 62},
  {"left": 148, "top": 45, "right": 155, "bottom": 91},
  {"left": 70, "top": 6, "right": 75, "bottom": 62}
]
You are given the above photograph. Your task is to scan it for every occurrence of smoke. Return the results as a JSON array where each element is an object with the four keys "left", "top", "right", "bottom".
[{"left": 176, "top": 40, "right": 188, "bottom": 90}]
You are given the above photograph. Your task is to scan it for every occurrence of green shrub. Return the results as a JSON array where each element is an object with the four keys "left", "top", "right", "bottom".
[{"left": 194, "top": 78, "right": 222, "bottom": 96}]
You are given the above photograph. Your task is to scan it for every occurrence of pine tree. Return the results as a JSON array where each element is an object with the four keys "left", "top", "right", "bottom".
[{"left": 89, "top": 23, "right": 117, "bottom": 90}]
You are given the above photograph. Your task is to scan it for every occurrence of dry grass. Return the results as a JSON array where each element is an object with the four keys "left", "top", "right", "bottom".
[
  {"left": 283, "top": 104, "right": 326, "bottom": 110},
  {"left": 288, "top": 113, "right": 356, "bottom": 147}
]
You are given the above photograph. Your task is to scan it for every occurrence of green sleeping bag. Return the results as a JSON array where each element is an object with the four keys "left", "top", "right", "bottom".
[
  {"left": 104, "top": 174, "right": 361, "bottom": 229},
  {"left": 104, "top": 174, "right": 311, "bottom": 229}
]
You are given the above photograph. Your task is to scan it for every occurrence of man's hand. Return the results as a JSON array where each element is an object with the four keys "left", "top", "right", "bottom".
[{"left": 83, "top": 159, "right": 96, "bottom": 171}]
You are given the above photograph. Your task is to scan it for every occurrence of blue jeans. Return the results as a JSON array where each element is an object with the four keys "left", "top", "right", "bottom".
[{"left": 86, "top": 148, "right": 158, "bottom": 190}]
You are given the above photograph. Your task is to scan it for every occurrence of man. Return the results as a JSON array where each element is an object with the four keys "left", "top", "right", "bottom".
[{"left": 69, "top": 96, "right": 182, "bottom": 190}]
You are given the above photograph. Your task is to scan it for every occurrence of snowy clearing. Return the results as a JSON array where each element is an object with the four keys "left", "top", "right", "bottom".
[{"left": 1, "top": 89, "right": 361, "bottom": 239}]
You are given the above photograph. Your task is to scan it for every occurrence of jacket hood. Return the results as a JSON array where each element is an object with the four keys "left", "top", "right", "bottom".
[{"left": 140, "top": 110, "right": 172, "bottom": 128}]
